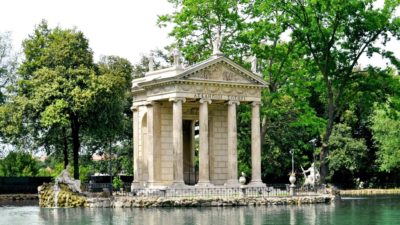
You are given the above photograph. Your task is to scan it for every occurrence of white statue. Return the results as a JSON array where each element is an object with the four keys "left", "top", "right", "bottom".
[
  {"left": 251, "top": 55, "right": 257, "bottom": 73},
  {"left": 148, "top": 53, "right": 155, "bottom": 72},
  {"left": 212, "top": 31, "right": 223, "bottom": 56},
  {"left": 301, "top": 163, "right": 320, "bottom": 187},
  {"left": 55, "top": 165, "right": 82, "bottom": 193},
  {"left": 172, "top": 48, "right": 182, "bottom": 67}
]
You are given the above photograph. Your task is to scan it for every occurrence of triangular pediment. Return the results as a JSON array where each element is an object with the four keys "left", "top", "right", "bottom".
[
  {"left": 177, "top": 56, "right": 267, "bottom": 86},
  {"left": 133, "top": 56, "right": 267, "bottom": 88}
]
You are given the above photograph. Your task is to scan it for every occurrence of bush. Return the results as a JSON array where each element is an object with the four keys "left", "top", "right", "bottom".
[{"left": 0, "top": 151, "right": 40, "bottom": 176}]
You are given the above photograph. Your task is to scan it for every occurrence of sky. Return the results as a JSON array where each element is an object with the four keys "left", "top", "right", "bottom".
[
  {"left": 0, "top": 0, "right": 174, "bottom": 64},
  {"left": 0, "top": 0, "right": 399, "bottom": 67}
]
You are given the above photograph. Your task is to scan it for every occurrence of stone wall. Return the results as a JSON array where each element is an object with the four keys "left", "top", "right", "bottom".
[
  {"left": 160, "top": 104, "right": 174, "bottom": 183},
  {"left": 210, "top": 105, "right": 228, "bottom": 185},
  {"left": 87, "top": 195, "right": 335, "bottom": 208}
]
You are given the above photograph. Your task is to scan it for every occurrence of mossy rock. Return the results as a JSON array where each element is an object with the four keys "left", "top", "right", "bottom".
[{"left": 38, "top": 183, "right": 87, "bottom": 208}]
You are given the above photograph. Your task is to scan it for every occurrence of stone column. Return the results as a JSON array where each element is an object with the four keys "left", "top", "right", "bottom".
[
  {"left": 131, "top": 106, "right": 140, "bottom": 189},
  {"left": 226, "top": 100, "right": 240, "bottom": 186},
  {"left": 169, "top": 97, "right": 186, "bottom": 187},
  {"left": 146, "top": 102, "right": 161, "bottom": 187},
  {"left": 249, "top": 101, "right": 264, "bottom": 186},
  {"left": 198, "top": 98, "right": 212, "bottom": 186}
]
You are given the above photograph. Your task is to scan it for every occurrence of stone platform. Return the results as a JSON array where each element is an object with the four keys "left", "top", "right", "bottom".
[{"left": 87, "top": 194, "right": 336, "bottom": 208}]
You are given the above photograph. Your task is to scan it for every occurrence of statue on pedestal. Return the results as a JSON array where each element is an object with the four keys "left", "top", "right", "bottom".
[{"left": 301, "top": 163, "right": 320, "bottom": 188}]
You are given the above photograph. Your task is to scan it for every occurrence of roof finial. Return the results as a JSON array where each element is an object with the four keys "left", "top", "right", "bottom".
[
  {"left": 148, "top": 53, "right": 155, "bottom": 72},
  {"left": 212, "top": 30, "right": 223, "bottom": 57},
  {"left": 251, "top": 55, "right": 257, "bottom": 74},
  {"left": 172, "top": 48, "right": 182, "bottom": 68}
]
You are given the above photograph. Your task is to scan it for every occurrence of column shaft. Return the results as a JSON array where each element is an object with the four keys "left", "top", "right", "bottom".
[
  {"left": 226, "top": 100, "right": 240, "bottom": 186},
  {"left": 249, "top": 101, "right": 264, "bottom": 186},
  {"left": 198, "top": 99, "right": 211, "bottom": 185},
  {"left": 131, "top": 106, "right": 140, "bottom": 189},
  {"left": 170, "top": 98, "right": 186, "bottom": 186},
  {"left": 147, "top": 103, "right": 155, "bottom": 184}
]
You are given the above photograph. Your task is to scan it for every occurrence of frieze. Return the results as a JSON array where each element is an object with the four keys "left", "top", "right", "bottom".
[{"left": 194, "top": 93, "right": 246, "bottom": 101}]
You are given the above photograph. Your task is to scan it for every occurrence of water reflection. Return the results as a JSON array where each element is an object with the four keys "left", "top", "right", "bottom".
[{"left": 37, "top": 204, "right": 338, "bottom": 225}]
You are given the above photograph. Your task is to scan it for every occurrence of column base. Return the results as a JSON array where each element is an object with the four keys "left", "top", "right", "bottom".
[
  {"left": 170, "top": 181, "right": 189, "bottom": 189},
  {"left": 225, "top": 179, "right": 240, "bottom": 187},
  {"left": 147, "top": 182, "right": 167, "bottom": 189},
  {"left": 130, "top": 181, "right": 142, "bottom": 192},
  {"left": 196, "top": 181, "right": 214, "bottom": 187},
  {"left": 247, "top": 180, "right": 265, "bottom": 187}
]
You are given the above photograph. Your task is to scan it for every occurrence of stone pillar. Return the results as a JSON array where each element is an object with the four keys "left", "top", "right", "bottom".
[
  {"left": 146, "top": 101, "right": 161, "bottom": 187},
  {"left": 146, "top": 102, "right": 155, "bottom": 185},
  {"left": 226, "top": 100, "right": 240, "bottom": 186},
  {"left": 169, "top": 97, "right": 186, "bottom": 187},
  {"left": 131, "top": 106, "right": 140, "bottom": 189},
  {"left": 249, "top": 101, "right": 264, "bottom": 187},
  {"left": 198, "top": 98, "right": 212, "bottom": 186}
]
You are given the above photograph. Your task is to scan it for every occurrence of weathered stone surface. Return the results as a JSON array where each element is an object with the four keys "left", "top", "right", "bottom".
[
  {"left": 38, "top": 183, "right": 87, "bottom": 208},
  {"left": 86, "top": 195, "right": 335, "bottom": 208}
]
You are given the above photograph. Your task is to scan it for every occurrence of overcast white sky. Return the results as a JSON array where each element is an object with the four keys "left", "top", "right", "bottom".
[
  {"left": 0, "top": 0, "right": 399, "bottom": 67},
  {"left": 0, "top": 0, "right": 174, "bottom": 64}
]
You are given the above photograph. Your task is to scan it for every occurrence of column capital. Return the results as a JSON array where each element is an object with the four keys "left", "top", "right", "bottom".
[
  {"left": 252, "top": 101, "right": 261, "bottom": 106},
  {"left": 130, "top": 106, "right": 138, "bottom": 112},
  {"left": 228, "top": 100, "right": 240, "bottom": 106},
  {"left": 169, "top": 97, "right": 186, "bottom": 103},
  {"left": 199, "top": 98, "right": 212, "bottom": 104},
  {"left": 145, "top": 101, "right": 160, "bottom": 106}
]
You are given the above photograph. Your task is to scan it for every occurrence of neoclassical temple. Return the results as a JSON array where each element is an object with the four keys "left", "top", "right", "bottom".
[{"left": 131, "top": 51, "right": 267, "bottom": 189}]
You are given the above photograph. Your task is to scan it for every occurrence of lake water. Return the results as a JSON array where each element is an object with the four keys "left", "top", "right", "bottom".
[{"left": 1, "top": 196, "right": 400, "bottom": 225}]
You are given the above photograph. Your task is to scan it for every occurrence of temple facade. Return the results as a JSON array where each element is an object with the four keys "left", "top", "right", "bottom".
[{"left": 131, "top": 53, "right": 267, "bottom": 189}]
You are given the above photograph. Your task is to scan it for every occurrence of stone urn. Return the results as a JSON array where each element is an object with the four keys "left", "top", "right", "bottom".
[
  {"left": 289, "top": 173, "right": 296, "bottom": 186},
  {"left": 239, "top": 172, "right": 246, "bottom": 185}
]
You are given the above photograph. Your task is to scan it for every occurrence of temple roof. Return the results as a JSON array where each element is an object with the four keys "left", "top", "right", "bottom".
[{"left": 132, "top": 55, "right": 267, "bottom": 90}]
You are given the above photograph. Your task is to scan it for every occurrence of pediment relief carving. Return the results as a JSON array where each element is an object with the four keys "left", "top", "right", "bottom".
[{"left": 184, "top": 64, "right": 252, "bottom": 84}]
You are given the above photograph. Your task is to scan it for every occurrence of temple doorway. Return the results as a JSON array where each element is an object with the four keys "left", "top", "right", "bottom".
[{"left": 183, "top": 120, "right": 198, "bottom": 185}]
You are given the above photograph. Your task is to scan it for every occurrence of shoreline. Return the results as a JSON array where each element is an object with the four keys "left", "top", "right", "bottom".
[
  {"left": 0, "top": 194, "right": 38, "bottom": 201},
  {"left": 340, "top": 188, "right": 400, "bottom": 196},
  {"left": 86, "top": 195, "right": 335, "bottom": 208}
]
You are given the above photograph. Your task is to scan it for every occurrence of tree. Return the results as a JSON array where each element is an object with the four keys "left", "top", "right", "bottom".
[
  {"left": 159, "top": 0, "right": 326, "bottom": 181},
  {"left": 0, "top": 32, "right": 18, "bottom": 103},
  {"left": 83, "top": 55, "right": 134, "bottom": 177},
  {"left": 14, "top": 21, "right": 96, "bottom": 179},
  {"left": 276, "top": 0, "right": 400, "bottom": 182},
  {"left": 158, "top": 0, "right": 246, "bottom": 63},
  {"left": 371, "top": 97, "right": 400, "bottom": 172}
]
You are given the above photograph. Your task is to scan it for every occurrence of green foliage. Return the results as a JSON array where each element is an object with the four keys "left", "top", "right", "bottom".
[
  {"left": 0, "top": 32, "right": 18, "bottom": 104},
  {"left": 0, "top": 21, "right": 134, "bottom": 180},
  {"left": 371, "top": 100, "right": 400, "bottom": 172},
  {"left": 112, "top": 176, "right": 123, "bottom": 190},
  {"left": 328, "top": 124, "right": 367, "bottom": 177},
  {"left": 0, "top": 151, "right": 40, "bottom": 176},
  {"left": 161, "top": 0, "right": 400, "bottom": 185}
]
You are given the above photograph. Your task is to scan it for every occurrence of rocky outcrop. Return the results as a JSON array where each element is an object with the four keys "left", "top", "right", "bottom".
[{"left": 38, "top": 183, "right": 87, "bottom": 208}]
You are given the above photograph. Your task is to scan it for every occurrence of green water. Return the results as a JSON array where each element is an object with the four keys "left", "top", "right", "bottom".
[{"left": 1, "top": 196, "right": 400, "bottom": 225}]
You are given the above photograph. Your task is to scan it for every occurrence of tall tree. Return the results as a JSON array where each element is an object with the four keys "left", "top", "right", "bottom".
[
  {"left": 275, "top": 0, "right": 400, "bottom": 182},
  {"left": 0, "top": 32, "right": 18, "bottom": 103},
  {"left": 15, "top": 21, "right": 96, "bottom": 179}
]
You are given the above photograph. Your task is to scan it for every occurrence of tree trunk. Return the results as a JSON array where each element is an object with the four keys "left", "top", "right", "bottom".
[
  {"left": 319, "top": 90, "right": 336, "bottom": 184},
  {"left": 62, "top": 127, "right": 69, "bottom": 169},
  {"left": 71, "top": 115, "right": 81, "bottom": 180}
]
